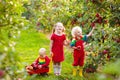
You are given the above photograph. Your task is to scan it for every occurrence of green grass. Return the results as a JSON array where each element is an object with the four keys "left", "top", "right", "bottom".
[
  {"left": 16, "top": 28, "right": 97, "bottom": 80},
  {"left": 16, "top": 29, "right": 50, "bottom": 64}
]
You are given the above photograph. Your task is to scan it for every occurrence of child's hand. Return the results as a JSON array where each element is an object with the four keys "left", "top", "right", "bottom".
[
  {"left": 50, "top": 52, "right": 53, "bottom": 57},
  {"left": 72, "top": 46, "right": 77, "bottom": 49},
  {"left": 77, "top": 46, "right": 81, "bottom": 50},
  {"left": 28, "top": 66, "right": 33, "bottom": 70},
  {"left": 38, "top": 65, "right": 42, "bottom": 69},
  {"left": 64, "top": 40, "right": 70, "bottom": 46},
  {"left": 72, "top": 46, "right": 80, "bottom": 50},
  {"left": 32, "top": 62, "right": 37, "bottom": 68},
  {"left": 26, "top": 65, "right": 33, "bottom": 70},
  {"left": 92, "top": 26, "right": 96, "bottom": 29}
]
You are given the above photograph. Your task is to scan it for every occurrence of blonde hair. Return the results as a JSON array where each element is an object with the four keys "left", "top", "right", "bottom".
[
  {"left": 39, "top": 48, "right": 46, "bottom": 55},
  {"left": 71, "top": 26, "right": 82, "bottom": 37},
  {"left": 52, "top": 22, "right": 65, "bottom": 33}
]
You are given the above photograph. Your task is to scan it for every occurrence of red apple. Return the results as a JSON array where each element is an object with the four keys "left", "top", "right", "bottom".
[
  {"left": 91, "top": 22, "right": 95, "bottom": 27},
  {"left": 77, "top": 46, "right": 81, "bottom": 50},
  {"left": 96, "top": 13, "right": 100, "bottom": 18},
  {"left": 103, "top": 50, "right": 108, "bottom": 54},
  {"left": 94, "top": 17, "right": 102, "bottom": 24}
]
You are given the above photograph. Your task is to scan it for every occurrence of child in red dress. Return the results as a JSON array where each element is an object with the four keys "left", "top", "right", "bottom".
[
  {"left": 70, "top": 26, "right": 95, "bottom": 77},
  {"left": 50, "top": 22, "right": 68, "bottom": 76},
  {"left": 26, "top": 48, "right": 50, "bottom": 75}
]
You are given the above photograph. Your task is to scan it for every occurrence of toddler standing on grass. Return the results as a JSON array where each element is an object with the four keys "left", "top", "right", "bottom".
[
  {"left": 70, "top": 26, "right": 95, "bottom": 77},
  {"left": 50, "top": 22, "right": 68, "bottom": 76}
]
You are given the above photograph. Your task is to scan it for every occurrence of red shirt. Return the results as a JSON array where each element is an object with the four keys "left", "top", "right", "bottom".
[
  {"left": 34, "top": 56, "right": 50, "bottom": 67},
  {"left": 51, "top": 33, "right": 66, "bottom": 62}
]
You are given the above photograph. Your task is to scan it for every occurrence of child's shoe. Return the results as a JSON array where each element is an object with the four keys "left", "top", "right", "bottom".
[
  {"left": 79, "top": 68, "right": 83, "bottom": 77},
  {"left": 72, "top": 68, "right": 77, "bottom": 76}
]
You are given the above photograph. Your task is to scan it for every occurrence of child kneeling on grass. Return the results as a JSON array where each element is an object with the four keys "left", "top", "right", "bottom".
[{"left": 26, "top": 48, "right": 50, "bottom": 75}]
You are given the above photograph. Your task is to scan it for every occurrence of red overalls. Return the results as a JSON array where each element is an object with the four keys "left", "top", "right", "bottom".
[{"left": 73, "top": 37, "right": 85, "bottom": 67}]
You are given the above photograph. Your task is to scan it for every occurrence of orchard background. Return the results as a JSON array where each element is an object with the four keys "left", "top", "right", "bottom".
[{"left": 0, "top": 0, "right": 120, "bottom": 80}]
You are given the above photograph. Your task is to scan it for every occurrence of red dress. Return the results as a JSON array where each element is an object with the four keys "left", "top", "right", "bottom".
[
  {"left": 72, "top": 35, "right": 87, "bottom": 66},
  {"left": 51, "top": 33, "right": 66, "bottom": 62}
]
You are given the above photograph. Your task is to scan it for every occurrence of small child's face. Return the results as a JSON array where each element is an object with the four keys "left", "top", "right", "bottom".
[
  {"left": 39, "top": 51, "right": 46, "bottom": 58},
  {"left": 75, "top": 30, "right": 82, "bottom": 37},
  {"left": 55, "top": 25, "right": 63, "bottom": 33}
]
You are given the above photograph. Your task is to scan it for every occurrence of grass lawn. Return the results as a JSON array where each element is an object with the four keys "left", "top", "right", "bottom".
[{"left": 16, "top": 28, "right": 97, "bottom": 80}]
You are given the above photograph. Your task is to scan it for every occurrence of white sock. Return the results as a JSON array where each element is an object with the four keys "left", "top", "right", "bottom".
[
  {"left": 56, "top": 64, "right": 59, "bottom": 75},
  {"left": 58, "top": 65, "right": 61, "bottom": 75},
  {"left": 53, "top": 65, "right": 57, "bottom": 74}
]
